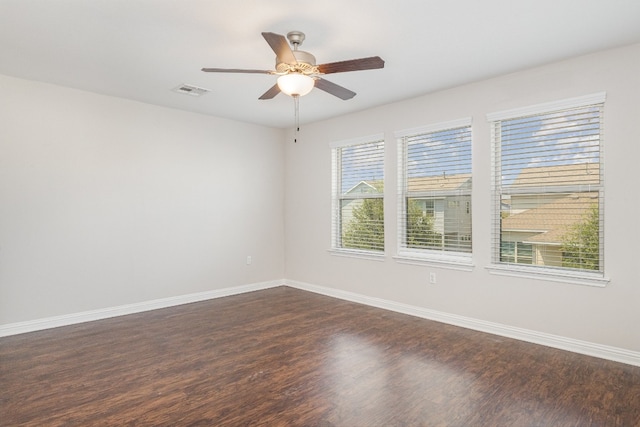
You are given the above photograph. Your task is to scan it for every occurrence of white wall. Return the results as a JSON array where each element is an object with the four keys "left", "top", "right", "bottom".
[
  {"left": 284, "top": 43, "right": 640, "bottom": 352},
  {"left": 0, "top": 74, "right": 285, "bottom": 324}
]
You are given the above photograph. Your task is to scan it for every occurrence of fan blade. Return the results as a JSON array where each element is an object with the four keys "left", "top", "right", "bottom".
[
  {"left": 258, "top": 84, "right": 281, "bottom": 100},
  {"left": 202, "top": 68, "right": 272, "bottom": 74},
  {"left": 262, "top": 32, "right": 297, "bottom": 64},
  {"left": 314, "top": 78, "right": 356, "bottom": 100},
  {"left": 317, "top": 56, "right": 385, "bottom": 74}
]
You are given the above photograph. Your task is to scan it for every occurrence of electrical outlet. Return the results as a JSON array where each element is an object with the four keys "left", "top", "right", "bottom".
[
  {"left": 246, "top": 256, "right": 252, "bottom": 265},
  {"left": 429, "top": 272, "right": 437, "bottom": 284}
]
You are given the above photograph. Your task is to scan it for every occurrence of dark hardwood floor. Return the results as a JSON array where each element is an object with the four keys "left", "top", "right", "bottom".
[{"left": 1, "top": 286, "right": 639, "bottom": 426}]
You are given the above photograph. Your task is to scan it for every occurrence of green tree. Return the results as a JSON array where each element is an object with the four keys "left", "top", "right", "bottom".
[
  {"left": 561, "top": 204, "right": 600, "bottom": 270},
  {"left": 342, "top": 198, "right": 384, "bottom": 251},
  {"left": 341, "top": 197, "right": 442, "bottom": 251},
  {"left": 406, "top": 200, "right": 441, "bottom": 248}
]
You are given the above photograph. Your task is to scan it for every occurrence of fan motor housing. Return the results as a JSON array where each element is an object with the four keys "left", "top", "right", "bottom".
[
  {"left": 278, "top": 50, "right": 316, "bottom": 65},
  {"left": 276, "top": 50, "right": 317, "bottom": 74}
]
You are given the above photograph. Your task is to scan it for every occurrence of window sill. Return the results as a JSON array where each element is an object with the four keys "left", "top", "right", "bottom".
[
  {"left": 394, "top": 251, "right": 474, "bottom": 271},
  {"left": 486, "top": 264, "right": 610, "bottom": 287},
  {"left": 329, "top": 249, "right": 386, "bottom": 262}
]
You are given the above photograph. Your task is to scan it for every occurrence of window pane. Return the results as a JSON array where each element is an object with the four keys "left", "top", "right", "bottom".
[
  {"left": 406, "top": 197, "right": 472, "bottom": 252},
  {"left": 400, "top": 122, "right": 472, "bottom": 256},
  {"left": 339, "top": 142, "right": 384, "bottom": 194},
  {"left": 406, "top": 198, "right": 442, "bottom": 249},
  {"left": 341, "top": 198, "right": 384, "bottom": 251},
  {"left": 501, "top": 107, "right": 600, "bottom": 189},
  {"left": 501, "top": 192, "right": 599, "bottom": 268},
  {"left": 332, "top": 137, "right": 385, "bottom": 253},
  {"left": 560, "top": 203, "right": 600, "bottom": 270},
  {"left": 406, "top": 127, "right": 472, "bottom": 182},
  {"left": 500, "top": 241, "right": 515, "bottom": 263},
  {"left": 516, "top": 243, "right": 533, "bottom": 264}
]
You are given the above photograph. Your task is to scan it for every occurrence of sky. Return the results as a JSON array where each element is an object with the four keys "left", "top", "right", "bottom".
[
  {"left": 500, "top": 105, "right": 601, "bottom": 187},
  {"left": 338, "top": 104, "right": 601, "bottom": 195}
]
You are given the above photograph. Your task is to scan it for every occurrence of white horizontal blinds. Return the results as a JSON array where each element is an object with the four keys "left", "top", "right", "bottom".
[
  {"left": 400, "top": 123, "right": 472, "bottom": 254},
  {"left": 495, "top": 102, "right": 603, "bottom": 272},
  {"left": 339, "top": 141, "right": 385, "bottom": 195},
  {"left": 334, "top": 138, "right": 385, "bottom": 252}
]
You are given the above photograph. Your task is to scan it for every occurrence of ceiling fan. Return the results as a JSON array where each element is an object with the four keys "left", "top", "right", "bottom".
[{"left": 201, "top": 31, "right": 385, "bottom": 101}]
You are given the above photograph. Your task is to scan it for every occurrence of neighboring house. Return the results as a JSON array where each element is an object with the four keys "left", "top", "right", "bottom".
[
  {"left": 407, "top": 173, "right": 471, "bottom": 252},
  {"left": 501, "top": 193, "right": 598, "bottom": 266},
  {"left": 407, "top": 173, "right": 472, "bottom": 248},
  {"left": 341, "top": 174, "right": 472, "bottom": 250},
  {"left": 500, "top": 163, "right": 599, "bottom": 266},
  {"left": 340, "top": 181, "right": 382, "bottom": 228},
  {"left": 345, "top": 180, "right": 381, "bottom": 195}
]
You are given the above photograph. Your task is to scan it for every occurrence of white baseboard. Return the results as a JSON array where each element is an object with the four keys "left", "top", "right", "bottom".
[
  {"left": 0, "top": 280, "right": 283, "bottom": 338},
  {"left": 285, "top": 279, "right": 640, "bottom": 367}
]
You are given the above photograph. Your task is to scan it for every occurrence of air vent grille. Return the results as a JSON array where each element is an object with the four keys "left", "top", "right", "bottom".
[{"left": 172, "top": 84, "right": 210, "bottom": 97}]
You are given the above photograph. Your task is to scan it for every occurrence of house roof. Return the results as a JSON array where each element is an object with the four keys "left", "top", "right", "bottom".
[
  {"left": 345, "top": 181, "right": 381, "bottom": 194},
  {"left": 511, "top": 163, "right": 599, "bottom": 188},
  {"left": 407, "top": 174, "right": 472, "bottom": 192},
  {"left": 502, "top": 193, "right": 598, "bottom": 244},
  {"left": 347, "top": 174, "right": 471, "bottom": 194}
]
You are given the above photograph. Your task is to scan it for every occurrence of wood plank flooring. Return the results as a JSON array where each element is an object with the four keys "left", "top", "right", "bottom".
[{"left": 1, "top": 286, "right": 639, "bottom": 426}]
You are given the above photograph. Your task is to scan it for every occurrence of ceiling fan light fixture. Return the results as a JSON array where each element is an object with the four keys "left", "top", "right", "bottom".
[{"left": 277, "top": 73, "right": 315, "bottom": 97}]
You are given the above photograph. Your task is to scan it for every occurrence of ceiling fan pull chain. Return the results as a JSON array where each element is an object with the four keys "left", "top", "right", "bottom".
[{"left": 294, "top": 94, "right": 300, "bottom": 143}]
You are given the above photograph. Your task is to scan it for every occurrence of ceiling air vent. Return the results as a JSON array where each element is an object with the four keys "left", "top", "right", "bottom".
[{"left": 172, "top": 84, "right": 210, "bottom": 97}]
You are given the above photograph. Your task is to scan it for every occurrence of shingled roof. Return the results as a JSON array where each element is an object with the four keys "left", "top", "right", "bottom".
[
  {"left": 510, "top": 163, "right": 599, "bottom": 188},
  {"left": 407, "top": 173, "right": 472, "bottom": 192},
  {"left": 502, "top": 193, "right": 598, "bottom": 244}
]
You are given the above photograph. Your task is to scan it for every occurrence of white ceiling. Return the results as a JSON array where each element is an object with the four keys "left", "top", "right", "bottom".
[{"left": 1, "top": 0, "right": 639, "bottom": 129}]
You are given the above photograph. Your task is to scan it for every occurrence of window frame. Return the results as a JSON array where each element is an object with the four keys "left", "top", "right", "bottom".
[
  {"left": 487, "top": 92, "right": 609, "bottom": 287},
  {"left": 394, "top": 118, "right": 474, "bottom": 271},
  {"left": 330, "top": 134, "right": 386, "bottom": 260}
]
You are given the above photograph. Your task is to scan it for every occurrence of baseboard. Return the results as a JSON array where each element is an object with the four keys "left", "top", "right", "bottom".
[
  {"left": 285, "top": 279, "right": 640, "bottom": 367},
  {"left": 0, "top": 279, "right": 284, "bottom": 338}
]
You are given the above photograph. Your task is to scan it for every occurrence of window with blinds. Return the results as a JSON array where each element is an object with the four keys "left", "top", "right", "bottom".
[
  {"left": 396, "top": 119, "right": 472, "bottom": 261},
  {"left": 489, "top": 93, "right": 605, "bottom": 278},
  {"left": 331, "top": 135, "right": 385, "bottom": 254}
]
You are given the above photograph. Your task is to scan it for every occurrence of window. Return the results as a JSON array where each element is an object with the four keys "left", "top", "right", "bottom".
[
  {"left": 500, "top": 241, "right": 533, "bottom": 264},
  {"left": 331, "top": 134, "right": 385, "bottom": 255},
  {"left": 396, "top": 119, "right": 472, "bottom": 265},
  {"left": 488, "top": 93, "right": 606, "bottom": 285}
]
